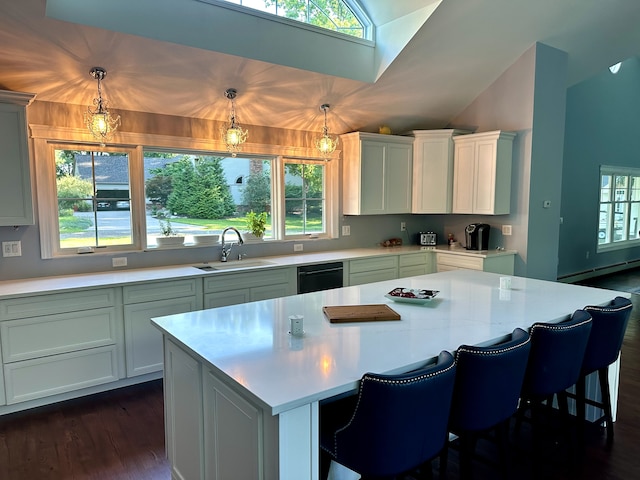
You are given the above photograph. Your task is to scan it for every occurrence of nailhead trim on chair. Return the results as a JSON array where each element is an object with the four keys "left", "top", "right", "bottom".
[
  {"left": 584, "top": 303, "right": 632, "bottom": 313},
  {"left": 530, "top": 317, "right": 592, "bottom": 333},
  {"left": 455, "top": 336, "right": 531, "bottom": 359},
  {"left": 327, "top": 360, "right": 456, "bottom": 458}
]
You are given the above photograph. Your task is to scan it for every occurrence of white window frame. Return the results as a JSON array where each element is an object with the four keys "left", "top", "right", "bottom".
[
  {"left": 597, "top": 165, "right": 640, "bottom": 253},
  {"left": 31, "top": 125, "right": 339, "bottom": 259},
  {"left": 196, "top": 0, "right": 374, "bottom": 43}
]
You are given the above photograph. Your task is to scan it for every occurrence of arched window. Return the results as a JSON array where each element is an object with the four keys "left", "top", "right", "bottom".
[{"left": 216, "top": 0, "right": 369, "bottom": 39}]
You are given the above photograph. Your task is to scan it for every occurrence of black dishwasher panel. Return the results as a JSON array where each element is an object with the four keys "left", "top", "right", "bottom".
[{"left": 297, "top": 262, "right": 344, "bottom": 294}]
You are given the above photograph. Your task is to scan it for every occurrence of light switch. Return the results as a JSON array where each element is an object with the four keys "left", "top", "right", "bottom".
[{"left": 2, "top": 241, "right": 21, "bottom": 257}]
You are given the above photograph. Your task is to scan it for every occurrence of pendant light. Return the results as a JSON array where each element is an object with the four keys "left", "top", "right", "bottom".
[
  {"left": 84, "top": 67, "right": 121, "bottom": 146},
  {"left": 315, "top": 104, "right": 338, "bottom": 160},
  {"left": 221, "top": 88, "right": 248, "bottom": 157}
]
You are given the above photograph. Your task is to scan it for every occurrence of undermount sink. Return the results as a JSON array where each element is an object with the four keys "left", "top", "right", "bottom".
[{"left": 193, "top": 260, "right": 276, "bottom": 272}]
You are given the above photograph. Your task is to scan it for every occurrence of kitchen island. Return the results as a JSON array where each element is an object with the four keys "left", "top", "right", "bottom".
[{"left": 151, "top": 270, "right": 628, "bottom": 480}]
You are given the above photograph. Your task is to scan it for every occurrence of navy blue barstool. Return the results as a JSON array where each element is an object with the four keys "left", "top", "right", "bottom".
[
  {"left": 518, "top": 310, "right": 592, "bottom": 455},
  {"left": 576, "top": 296, "right": 633, "bottom": 447},
  {"left": 449, "top": 328, "right": 531, "bottom": 479},
  {"left": 319, "top": 351, "right": 456, "bottom": 480}
]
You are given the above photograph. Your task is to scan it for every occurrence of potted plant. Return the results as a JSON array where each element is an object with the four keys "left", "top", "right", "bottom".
[
  {"left": 243, "top": 211, "right": 267, "bottom": 242},
  {"left": 156, "top": 218, "right": 185, "bottom": 247}
]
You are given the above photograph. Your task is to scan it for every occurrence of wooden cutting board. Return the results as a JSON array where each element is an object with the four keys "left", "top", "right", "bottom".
[{"left": 322, "top": 304, "right": 401, "bottom": 323}]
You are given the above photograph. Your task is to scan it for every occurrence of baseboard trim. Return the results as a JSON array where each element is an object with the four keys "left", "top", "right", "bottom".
[{"left": 559, "top": 260, "right": 640, "bottom": 283}]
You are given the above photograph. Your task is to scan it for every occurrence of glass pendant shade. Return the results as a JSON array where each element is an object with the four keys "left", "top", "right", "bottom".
[
  {"left": 222, "top": 88, "right": 248, "bottom": 157},
  {"left": 84, "top": 67, "right": 120, "bottom": 146},
  {"left": 315, "top": 104, "right": 338, "bottom": 160}
]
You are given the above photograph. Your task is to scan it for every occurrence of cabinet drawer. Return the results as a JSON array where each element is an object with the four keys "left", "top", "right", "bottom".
[
  {"left": 123, "top": 279, "right": 200, "bottom": 304},
  {"left": 436, "top": 253, "right": 483, "bottom": 271},
  {"left": 0, "top": 288, "right": 117, "bottom": 320},
  {"left": 349, "top": 256, "right": 398, "bottom": 274},
  {"left": 399, "top": 253, "right": 429, "bottom": 268},
  {"left": 4, "top": 345, "right": 120, "bottom": 404},
  {"left": 203, "top": 268, "right": 293, "bottom": 293},
  {"left": 350, "top": 269, "right": 397, "bottom": 286},
  {"left": 399, "top": 265, "right": 430, "bottom": 278},
  {"left": 204, "top": 291, "right": 251, "bottom": 309},
  {"left": 1, "top": 307, "right": 118, "bottom": 363}
]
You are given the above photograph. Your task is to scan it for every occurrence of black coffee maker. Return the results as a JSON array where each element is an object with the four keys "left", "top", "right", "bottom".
[{"left": 465, "top": 223, "right": 490, "bottom": 250}]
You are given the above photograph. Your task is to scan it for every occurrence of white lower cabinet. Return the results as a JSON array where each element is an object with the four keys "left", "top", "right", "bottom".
[
  {"left": 123, "top": 279, "right": 202, "bottom": 377},
  {"left": 436, "top": 252, "right": 514, "bottom": 274},
  {"left": 349, "top": 256, "right": 399, "bottom": 286},
  {"left": 203, "top": 267, "right": 295, "bottom": 308},
  {"left": 164, "top": 338, "right": 278, "bottom": 480},
  {"left": 398, "top": 252, "right": 434, "bottom": 278},
  {"left": 0, "top": 288, "right": 124, "bottom": 405},
  {"left": 164, "top": 339, "right": 204, "bottom": 480}
]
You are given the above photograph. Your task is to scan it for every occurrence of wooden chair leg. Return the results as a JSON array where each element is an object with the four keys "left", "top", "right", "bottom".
[
  {"left": 576, "top": 375, "right": 586, "bottom": 446},
  {"left": 598, "top": 367, "right": 614, "bottom": 448}
]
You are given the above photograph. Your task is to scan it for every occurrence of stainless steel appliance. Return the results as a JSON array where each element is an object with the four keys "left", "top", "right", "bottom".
[
  {"left": 465, "top": 223, "right": 490, "bottom": 250},
  {"left": 419, "top": 232, "right": 437, "bottom": 246},
  {"left": 297, "top": 262, "right": 344, "bottom": 293}
]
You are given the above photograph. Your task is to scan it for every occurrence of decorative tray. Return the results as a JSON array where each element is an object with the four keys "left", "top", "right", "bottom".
[{"left": 384, "top": 287, "right": 439, "bottom": 305}]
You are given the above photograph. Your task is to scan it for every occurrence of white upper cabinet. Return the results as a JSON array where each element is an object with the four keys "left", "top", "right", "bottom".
[
  {"left": 341, "top": 132, "right": 413, "bottom": 215},
  {"left": 452, "top": 130, "right": 516, "bottom": 215},
  {"left": 0, "top": 90, "right": 35, "bottom": 226},
  {"left": 409, "top": 129, "right": 470, "bottom": 213}
]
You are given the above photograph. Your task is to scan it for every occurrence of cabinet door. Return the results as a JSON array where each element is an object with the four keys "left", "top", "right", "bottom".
[
  {"left": 474, "top": 140, "right": 498, "bottom": 214},
  {"left": 452, "top": 141, "right": 476, "bottom": 213},
  {"left": 124, "top": 297, "right": 199, "bottom": 377},
  {"left": 250, "top": 284, "right": 290, "bottom": 302},
  {"left": 0, "top": 92, "right": 35, "bottom": 226},
  {"left": 164, "top": 340, "right": 204, "bottom": 480},
  {"left": 385, "top": 143, "right": 413, "bottom": 213},
  {"left": 203, "top": 369, "right": 262, "bottom": 480},
  {"left": 204, "top": 290, "right": 251, "bottom": 308},
  {"left": 413, "top": 138, "right": 452, "bottom": 213},
  {"left": 360, "top": 141, "right": 387, "bottom": 214}
]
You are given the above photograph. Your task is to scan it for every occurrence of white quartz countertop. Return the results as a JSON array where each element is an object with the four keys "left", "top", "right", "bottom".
[
  {"left": 0, "top": 246, "right": 516, "bottom": 298},
  {"left": 151, "top": 269, "right": 627, "bottom": 415}
]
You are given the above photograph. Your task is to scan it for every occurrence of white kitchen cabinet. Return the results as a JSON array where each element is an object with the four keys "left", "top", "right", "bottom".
[
  {"left": 203, "top": 267, "right": 296, "bottom": 308},
  {"left": 409, "top": 129, "right": 469, "bottom": 213},
  {"left": 123, "top": 279, "right": 201, "bottom": 377},
  {"left": 0, "top": 90, "right": 35, "bottom": 226},
  {"left": 0, "top": 288, "right": 124, "bottom": 404},
  {"left": 341, "top": 132, "right": 413, "bottom": 215},
  {"left": 164, "top": 339, "right": 204, "bottom": 480},
  {"left": 452, "top": 131, "right": 516, "bottom": 215},
  {"left": 349, "top": 256, "right": 399, "bottom": 286},
  {"left": 436, "top": 251, "right": 515, "bottom": 275},
  {"left": 398, "top": 251, "right": 434, "bottom": 277}
]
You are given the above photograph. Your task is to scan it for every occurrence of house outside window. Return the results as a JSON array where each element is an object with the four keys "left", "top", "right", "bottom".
[{"left": 598, "top": 165, "right": 640, "bottom": 251}]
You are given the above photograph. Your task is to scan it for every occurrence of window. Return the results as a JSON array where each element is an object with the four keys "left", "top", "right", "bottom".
[
  {"left": 210, "top": 0, "right": 368, "bottom": 39},
  {"left": 598, "top": 166, "right": 640, "bottom": 251},
  {"left": 33, "top": 130, "right": 336, "bottom": 258},
  {"left": 50, "top": 146, "right": 136, "bottom": 254},
  {"left": 283, "top": 159, "right": 325, "bottom": 236}
]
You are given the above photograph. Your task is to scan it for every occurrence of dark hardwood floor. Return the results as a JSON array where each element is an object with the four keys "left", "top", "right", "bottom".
[{"left": 0, "top": 269, "right": 639, "bottom": 480}]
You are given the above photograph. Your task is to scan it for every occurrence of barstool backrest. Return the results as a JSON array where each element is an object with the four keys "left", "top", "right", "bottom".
[{"left": 583, "top": 296, "right": 633, "bottom": 374}]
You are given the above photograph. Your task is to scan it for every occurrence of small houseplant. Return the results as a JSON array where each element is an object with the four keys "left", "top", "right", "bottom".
[
  {"left": 244, "top": 211, "right": 267, "bottom": 242},
  {"left": 156, "top": 218, "right": 185, "bottom": 247}
]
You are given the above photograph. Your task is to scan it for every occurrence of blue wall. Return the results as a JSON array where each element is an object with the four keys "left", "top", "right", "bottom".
[{"left": 559, "top": 57, "right": 640, "bottom": 277}]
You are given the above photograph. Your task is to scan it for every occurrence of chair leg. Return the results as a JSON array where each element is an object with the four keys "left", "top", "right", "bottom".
[
  {"left": 576, "top": 375, "right": 586, "bottom": 446},
  {"left": 598, "top": 367, "right": 614, "bottom": 447},
  {"left": 458, "top": 433, "right": 476, "bottom": 480},
  {"left": 439, "top": 442, "right": 449, "bottom": 479},
  {"left": 320, "top": 449, "right": 332, "bottom": 480},
  {"left": 497, "top": 419, "right": 510, "bottom": 480}
]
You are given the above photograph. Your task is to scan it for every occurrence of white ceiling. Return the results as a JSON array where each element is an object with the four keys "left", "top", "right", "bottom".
[{"left": 1, "top": 0, "right": 639, "bottom": 135}]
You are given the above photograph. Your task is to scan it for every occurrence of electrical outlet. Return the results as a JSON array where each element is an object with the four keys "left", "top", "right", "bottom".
[
  {"left": 342, "top": 225, "right": 351, "bottom": 236},
  {"left": 502, "top": 225, "right": 512, "bottom": 236},
  {"left": 293, "top": 244, "right": 303, "bottom": 252},
  {"left": 400, "top": 222, "right": 406, "bottom": 231},
  {"left": 2, "top": 241, "right": 21, "bottom": 257},
  {"left": 112, "top": 257, "right": 128, "bottom": 267}
]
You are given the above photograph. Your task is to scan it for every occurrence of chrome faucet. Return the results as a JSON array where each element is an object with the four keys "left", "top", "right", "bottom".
[{"left": 220, "top": 227, "right": 244, "bottom": 262}]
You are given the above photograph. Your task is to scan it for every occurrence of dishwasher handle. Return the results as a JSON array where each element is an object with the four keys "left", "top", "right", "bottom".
[{"left": 298, "top": 267, "right": 343, "bottom": 275}]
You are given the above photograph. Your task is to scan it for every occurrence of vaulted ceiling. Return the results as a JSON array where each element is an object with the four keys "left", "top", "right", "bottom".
[{"left": 1, "top": 0, "right": 639, "bottom": 135}]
